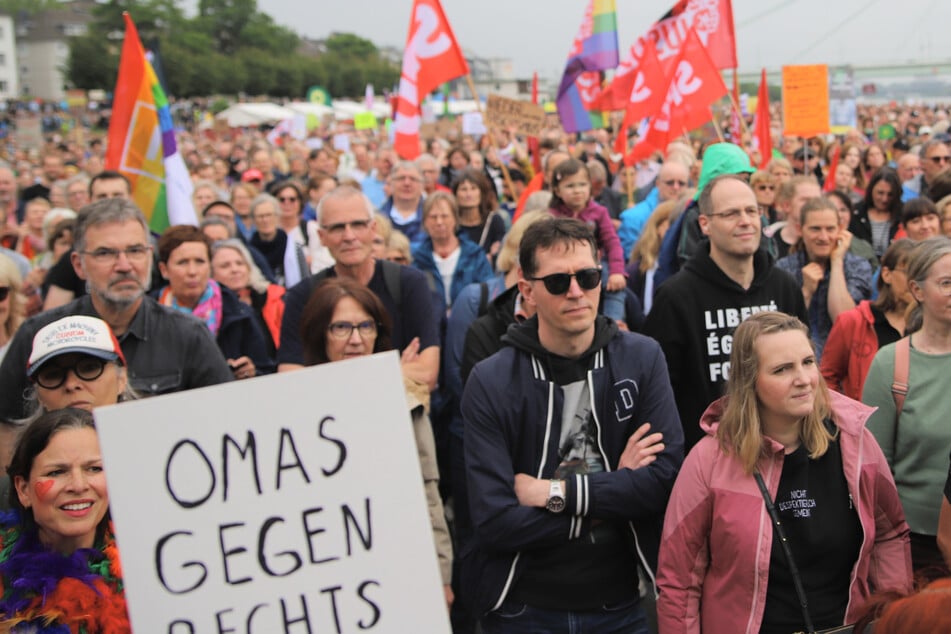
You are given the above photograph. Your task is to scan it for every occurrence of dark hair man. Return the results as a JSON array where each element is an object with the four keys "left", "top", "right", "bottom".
[{"left": 462, "top": 216, "right": 683, "bottom": 631}]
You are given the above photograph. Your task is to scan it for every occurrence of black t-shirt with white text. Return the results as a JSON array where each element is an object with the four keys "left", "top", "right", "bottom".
[{"left": 760, "top": 434, "right": 862, "bottom": 634}]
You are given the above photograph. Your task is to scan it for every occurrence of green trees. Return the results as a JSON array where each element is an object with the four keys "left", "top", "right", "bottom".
[{"left": 61, "top": 0, "right": 398, "bottom": 98}]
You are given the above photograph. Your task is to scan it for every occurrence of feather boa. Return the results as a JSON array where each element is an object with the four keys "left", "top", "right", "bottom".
[{"left": 0, "top": 510, "right": 130, "bottom": 633}]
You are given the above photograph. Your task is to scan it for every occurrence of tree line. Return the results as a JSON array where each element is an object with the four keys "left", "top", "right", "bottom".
[{"left": 17, "top": 0, "right": 402, "bottom": 99}]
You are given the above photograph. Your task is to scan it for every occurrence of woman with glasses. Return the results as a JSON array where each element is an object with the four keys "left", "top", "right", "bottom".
[
  {"left": 658, "top": 311, "right": 911, "bottom": 633},
  {"left": 849, "top": 168, "right": 903, "bottom": 259},
  {"left": 412, "top": 192, "right": 494, "bottom": 312},
  {"left": 750, "top": 169, "right": 778, "bottom": 224},
  {"left": 0, "top": 408, "right": 130, "bottom": 632},
  {"left": 20, "top": 315, "right": 133, "bottom": 423},
  {"left": 821, "top": 239, "right": 915, "bottom": 400},
  {"left": 158, "top": 225, "right": 273, "bottom": 379},
  {"left": 298, "top": 277, "right": 454, "bottom": 608},
  {"left": 863, "top": 236, "right": 951, "bottom": 576}
]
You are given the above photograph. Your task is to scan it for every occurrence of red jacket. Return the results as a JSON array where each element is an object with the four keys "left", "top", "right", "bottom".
[
  {"left": 821, "top": 300, "right": 879, "bottom": 400},
  {"left": 656, "top": 391, "right": 912, "bottom": 634}
]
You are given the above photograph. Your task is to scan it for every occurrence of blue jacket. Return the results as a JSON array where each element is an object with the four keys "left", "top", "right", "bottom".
[
  {"left": 461, "top": 317, "right": 684, "bottom": 615},
  {"left": 618, "top": 187, "right": 659, "bottom": 257},
  {"left": 412, "top": 234, "right": 495, "bottom": 309},
  {"left": 382, "top": 197, "right": 426, "bottom": 247}
]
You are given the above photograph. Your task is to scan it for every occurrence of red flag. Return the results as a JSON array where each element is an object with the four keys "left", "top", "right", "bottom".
[
  {"left": 393, "top": 0, "right": 469, "bottom": 160},
  {"left": 753, "top": 68, "right": 772, "bottom": 168},
  {"left": 613, "top": 40, "right": 669, "bottom": 155},
  {"left": 623, "top": 29, "right": 728, "bottom": 165},
  {"left": 823, "top": 145, "right": 841, "bottom": 192}
]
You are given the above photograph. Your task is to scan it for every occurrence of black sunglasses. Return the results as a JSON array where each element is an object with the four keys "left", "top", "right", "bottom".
[
  {"left": 526, "top": 268, "right": 602, "bottom": 294},
  {"left": 33, "top": 356, "right": 108, "bottom": 390},
  {"left": 0, "top": 286, "right": 9, "bottom": 301}
]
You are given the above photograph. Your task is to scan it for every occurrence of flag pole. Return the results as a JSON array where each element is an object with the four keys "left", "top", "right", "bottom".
[
  {"left": 464, "top": 73, "right": 518, "bottom": 202},
  {"left": 727, "top": 91, "right": 752, "bottom": 138},
  {"left": 709, "top": 108, "right": 726, "bottom": 142}
]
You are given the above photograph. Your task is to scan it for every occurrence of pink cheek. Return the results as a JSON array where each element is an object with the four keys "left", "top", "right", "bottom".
[{"left": 34, "top": 479, "right": 56, "bottom": 500}]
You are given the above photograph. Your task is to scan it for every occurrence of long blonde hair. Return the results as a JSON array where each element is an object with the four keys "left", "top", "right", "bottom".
[
  {"left": 630, "top": 199, "right": 676, "bottom": 270},
  {"left": 0, "top": 254, "right": 25, "bottom": 341},
  {"left": 717, "top": 311, "right": 833, "bottom": 474}
]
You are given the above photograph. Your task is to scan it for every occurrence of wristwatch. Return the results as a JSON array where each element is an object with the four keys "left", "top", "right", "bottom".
[{"left": 545, "top": 479, "right": 566, "bottom": 513}]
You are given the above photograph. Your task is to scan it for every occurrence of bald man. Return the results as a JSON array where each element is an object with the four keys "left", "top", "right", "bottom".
[{"left": 617, "top": 161, "right": 689, "bottom": 257}]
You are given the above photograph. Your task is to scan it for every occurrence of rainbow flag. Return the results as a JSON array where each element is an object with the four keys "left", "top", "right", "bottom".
[
  {"left": 556, "top": 0, "right": 618, "bottom": 133},
  {"left": 106, "top": 13, "right": 195, "bottom": 233}
]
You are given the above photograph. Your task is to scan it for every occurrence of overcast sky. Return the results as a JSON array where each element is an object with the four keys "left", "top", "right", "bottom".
[{"left": 245, "top": 0, "right": 949, "bottom": 81}]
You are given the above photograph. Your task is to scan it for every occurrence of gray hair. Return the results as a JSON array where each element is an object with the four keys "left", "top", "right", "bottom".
[
  {"left": 74, "top": 198, "right": 149, "bottom": 254},
  {"left": 389, "top": 160, "right": 423, "bottom": 181},
  {"left": 210, "top": 238, "right": 270, "bottom": 294},
  {"left": 315, "top": 185, "right": 375, "bottom": 225},
  {"left": 249, "top": 193, "right": 279, "bottom": 219},
  {"left": 66, "top": 173, "right": 90, "bottom": 191},
  {"left": 415, "top": 153, "right": 438, "bottom": 170},
  {"left": 920, "top": 138, "right": 949, "bottom": 160}
]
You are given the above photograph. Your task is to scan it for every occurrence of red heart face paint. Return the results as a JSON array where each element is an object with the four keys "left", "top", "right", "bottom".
[{"left": 34, "top": 479, "right": 56, "bottom": 500}]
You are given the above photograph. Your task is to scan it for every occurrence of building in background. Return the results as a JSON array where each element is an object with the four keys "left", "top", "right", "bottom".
[
  {"left": 0, "top": 14, "right": 18, "bottom": 100},
  {"left": 16, "top": 0, "right": 95, "bottom": 100}
]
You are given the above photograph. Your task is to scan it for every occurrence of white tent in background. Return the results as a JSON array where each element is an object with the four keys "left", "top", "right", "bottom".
[
  {"left": 332, "top": 99, "right": 391, "bottom": 121},
  {"left": 285, "top": 102, "right": 335, "bottom": 120},
  {"left": 214, "top": 103, "right": 297, "bottom": 127}
]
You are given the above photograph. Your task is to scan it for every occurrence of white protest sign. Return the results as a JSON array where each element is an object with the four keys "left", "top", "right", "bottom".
[
  {"left": 96, "top": 352, "right": 450, "bottom": 633},
  {"left": 461, "top": 111, "right": 486, "bottom": 136}
]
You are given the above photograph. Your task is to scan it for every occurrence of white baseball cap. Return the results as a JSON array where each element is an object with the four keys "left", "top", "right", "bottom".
[{"left": 27, "top": 315, "right": 125, "bottom": 377}]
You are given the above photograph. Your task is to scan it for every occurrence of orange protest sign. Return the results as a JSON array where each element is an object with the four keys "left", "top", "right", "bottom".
[{"left": 782, "top": 65, "right": 829, "bottom": 137}]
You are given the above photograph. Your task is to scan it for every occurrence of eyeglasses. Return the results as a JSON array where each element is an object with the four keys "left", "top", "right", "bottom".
[
  {"left": 0, "top": 287, "right": 9, "bottom": 301},
  {"left": 321, "top": 219, "right": 372, "bottom": 236},
  {"left": 278, "top": 196, "right": 299, "bottom": 203},
  {"left": 928, "top": 155, "right": 951, "bottom": 165},
  {"left": 927, "top": 278, "right": 951, "bottom": 296},
  {"left": 706, "top": 208, "right": 760, "bottom": 222},
  {"left": 81, "top": 244, "right": 152, "bottom": 264},
  {"left": 526, "top": 268, "right": 602, "bottom": 294},
  {"left": 253, "top": 212, "right": 277, "bottom": 221},
  {"left": 34, "top": 357, "right": 108, "bottom": 389},
  {"left": 328, "top": 320, "right": 378, "bottom": 340},
  {"left": 662, "top": 179, "right": 687, "bottom": 187}
]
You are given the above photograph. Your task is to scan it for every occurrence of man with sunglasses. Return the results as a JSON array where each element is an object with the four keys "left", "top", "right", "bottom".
[
  {"left": 0, "top": 198, "right": 233, "bottom": 422},
  {"left": 644, "top": 175, "right": 807, "bottom": 451},
  {"left": 277, "top": 186, "right": 440, "bottom": 390},
  {"left": 462, "top": 217, "right": 683, "bottom": 633},
  {"left": 904, "top": 139, "right": 950, "bottom": 202},
  {"left": 618, "top": 161, "right": 690, "bottom": 257}
]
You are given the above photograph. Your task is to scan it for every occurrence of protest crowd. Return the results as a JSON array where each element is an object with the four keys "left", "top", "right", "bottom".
[{"left": 3, "top": 2, "right": 951, "bottom": 633}]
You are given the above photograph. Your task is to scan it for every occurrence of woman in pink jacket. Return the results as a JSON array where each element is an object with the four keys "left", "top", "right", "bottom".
[{"left": 657, "top": 311, "right": 912, "bottom": 634}]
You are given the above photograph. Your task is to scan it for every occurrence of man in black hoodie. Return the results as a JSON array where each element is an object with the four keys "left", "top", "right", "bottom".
[
  {"left": 462, "top": 217, "right": 683, "bottom": 631},
  {"left": 644, "top": 175, "right": 808, "bottom": 450}
]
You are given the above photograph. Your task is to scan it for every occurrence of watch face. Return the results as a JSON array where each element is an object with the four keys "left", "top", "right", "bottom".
[{"left": 546, "top": 496, "right": 566, "bottom": 513}]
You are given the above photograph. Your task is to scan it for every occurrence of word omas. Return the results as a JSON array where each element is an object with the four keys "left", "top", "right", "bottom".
[
  {"left": 394, "top": 2, "right": 452, "bottom": 134},
  {"left": 157, "top": 417, "right": 383, "bottom": 632},
  {"left": 704, "top": 303, "right": 779, "bottom": 381}
]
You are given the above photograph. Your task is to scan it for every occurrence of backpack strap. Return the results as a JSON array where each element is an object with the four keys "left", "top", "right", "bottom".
[
  {"left": 381, "top": 259, "right": 403, "bottom": 312},
  {"left": 477, "top": 281, "right": 489, "bottom": 318},
  {"left": 891, "top": 336, "right": 911, "bottom": 419}
]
